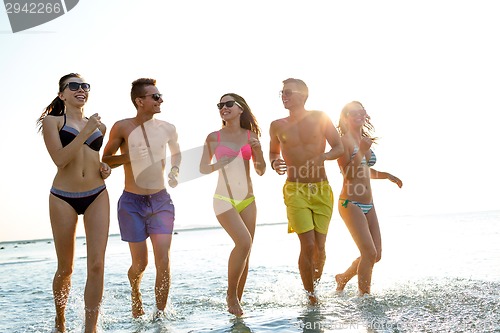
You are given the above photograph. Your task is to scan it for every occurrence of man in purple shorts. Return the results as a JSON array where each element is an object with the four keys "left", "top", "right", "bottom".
[{"left": 103, "top": 78, "right": 181, "bottom": 320}]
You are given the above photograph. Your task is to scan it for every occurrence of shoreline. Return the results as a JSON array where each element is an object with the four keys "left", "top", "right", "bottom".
[
  {"left": 0, "top": 221, "right": 289, "bottom": 246},
  {"left": 2, "top": 208, "right": 499, "bottom": 245}
]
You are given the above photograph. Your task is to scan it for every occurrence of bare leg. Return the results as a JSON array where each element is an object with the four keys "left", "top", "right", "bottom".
[
  {"left": 236, "top": 202, "right": 256, "bottom": 302},
  {"left": 297, "top": 230, "right": 318, "bottom": 304},
  {"left": 357, "top": 252, "right": 376, "bottom": 295},
  {"left": 367, "top": 207, "right": 382, "bottom": 264},
  {"left": 335, "top": 257, "right": 360, "bottom": 291},
  {"left": 128, "top": 241, "right": 149, "bottom": 318},
  {"left": 82, "top": 192, "right": 109, "bottom": 333},
  {"left": 336, "top": 209, "right": 382, "bottom": 292},
  {"left": 49, "top": 195, "right": 78, "bottom": 333},
  {"left": 150, "top": 233, "right": 173, "bottom": 312},
  {"left": 338, "top": 202, "right": 378, "bottom": 295},
  {"left": 52, "top": 267, "right": 72, "bottom": 333},
  {"left": 237, "top": 260, "right": 250, "bottom": 302},
  {"left": 312, "top": 231, "right": 327, "bottom": 283},
  {"left": 214, "top": 199, "right": 254, "bottom": 316},
  {"left": 355, "top": 207, "right": 382, "bottom": 295}
]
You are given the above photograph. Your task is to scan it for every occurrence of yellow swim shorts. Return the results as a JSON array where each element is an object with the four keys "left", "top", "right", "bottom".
[{"left": 283, "top": 181, "right": 333, "bottom": 235}]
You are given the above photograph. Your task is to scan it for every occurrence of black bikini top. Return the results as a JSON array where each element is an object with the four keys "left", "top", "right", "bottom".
[{"left": 59, "top": 114, "right": 103, "bottom": 151}]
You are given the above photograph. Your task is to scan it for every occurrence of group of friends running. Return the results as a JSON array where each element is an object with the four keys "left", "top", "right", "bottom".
[{"left": 37, "top": 74, "right": 402, "bottom": 333}]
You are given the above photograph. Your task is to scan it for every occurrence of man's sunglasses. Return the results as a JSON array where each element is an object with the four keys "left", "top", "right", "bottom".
[
  {"left": 279, "top": 89, "right": 300, "bottom": 98},
  {"left": 63, "top": 82, "right": 91, "bottom": 92},
  {"left": 217, "top": 100, "right": 242, "bottom": 110},
  {"left": 140, "top": 93, "right": 163, "bottom": 101}
]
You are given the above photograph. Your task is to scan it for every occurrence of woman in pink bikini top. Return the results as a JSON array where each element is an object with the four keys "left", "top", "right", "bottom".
[
  {"left": 214, "top": 129, "right": 253, "bottom": 161},
  {"left": 199, "top": 93, "right": 266, "bottom": 317}
]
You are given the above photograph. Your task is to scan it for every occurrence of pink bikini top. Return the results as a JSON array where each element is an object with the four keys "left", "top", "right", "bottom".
[{"left": 214, "top": 130, "right": 252, "bottom": 161}]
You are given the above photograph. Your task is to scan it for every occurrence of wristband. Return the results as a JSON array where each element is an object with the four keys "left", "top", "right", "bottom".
[
  {"left": 271, "top": 159, "right": 277, "bottom": 170},
  {"left": 170, "top": 166, "right": 179, "bottom": 176}
]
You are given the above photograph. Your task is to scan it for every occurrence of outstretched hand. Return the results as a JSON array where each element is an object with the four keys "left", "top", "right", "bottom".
[{"left": 388, "top": 174, "right": 403, "bottom": 188}]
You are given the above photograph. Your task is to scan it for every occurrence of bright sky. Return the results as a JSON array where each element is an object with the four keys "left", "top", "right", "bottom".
[{"left": 1, "top": 1, "right": 499, "bottom": 242}]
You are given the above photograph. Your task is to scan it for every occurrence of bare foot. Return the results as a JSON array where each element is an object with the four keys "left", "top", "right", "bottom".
[
  {"left": 226, "top": 295, "right": 243, "bottom": 317},
  {"left": 131, "top": 291, "right": 145, "bottom": 318},
  {"left": 306, "top": 290, "right": 318, "bottom": 305},
  {"left": 152, "top": 308, "right": 166, "bottom": 322},
  {"left": 335, "top": 274, "right": 349, "bottom": 292},
  {"left": 358, "top": 290, "right": 370, "bottom": 297}
]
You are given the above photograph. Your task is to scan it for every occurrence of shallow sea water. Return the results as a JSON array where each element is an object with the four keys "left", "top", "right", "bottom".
[{"left": 1, "top": 211, "right": 499, "bottom": 332}]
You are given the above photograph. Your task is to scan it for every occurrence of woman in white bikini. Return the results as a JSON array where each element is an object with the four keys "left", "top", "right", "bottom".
[{"left": 335, "top": 101, "right": 402, "bottom": 295}]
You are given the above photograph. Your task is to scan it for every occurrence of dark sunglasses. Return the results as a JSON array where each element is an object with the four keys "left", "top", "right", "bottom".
[
  {"left": 63, "top": 82, "right": 91, "bottom": 92},
  {"left": 279, "top": 89, "right": 301, "bottom": 98},
  {"left": 348, "top": 109, "right": 367, "bottom": 117},
  {"left": 140, "top": 93, "right": 163, "bottom": 101},
  {"left": 217, "top": 100, "right": 241, "bottom": 110}
]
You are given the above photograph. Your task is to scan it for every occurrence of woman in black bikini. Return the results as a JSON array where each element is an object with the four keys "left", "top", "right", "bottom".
[
  {"left": 335, "top": 101, "right": 402, "bottom": 296},
  {"left": 37, "top": 73, "right": 111, "bottom": 333}
]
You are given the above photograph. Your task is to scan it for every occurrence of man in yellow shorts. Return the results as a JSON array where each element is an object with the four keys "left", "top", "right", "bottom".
[{"left": 269, "top": 78, "right": 343, "bottom": 304}]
